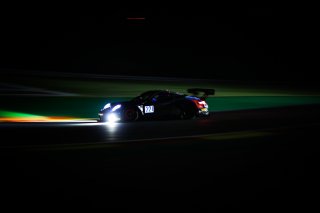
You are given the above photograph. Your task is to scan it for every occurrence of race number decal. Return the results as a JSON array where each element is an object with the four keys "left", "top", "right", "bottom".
[{"left": 145, "top": 105, "right": 154, "bottom": 113}]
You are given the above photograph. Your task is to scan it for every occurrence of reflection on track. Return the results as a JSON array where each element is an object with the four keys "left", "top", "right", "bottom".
[{"left": 0, "top": 105, "right": 320, "bottom": 147}]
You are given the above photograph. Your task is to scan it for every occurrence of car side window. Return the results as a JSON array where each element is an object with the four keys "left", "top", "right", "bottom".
[{"left": 154, "top": 93, "right": 174, "bottom": 103}]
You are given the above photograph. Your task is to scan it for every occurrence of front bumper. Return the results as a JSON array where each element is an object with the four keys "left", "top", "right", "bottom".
[
  {"left": 98, "top": 111, "right": 121, "bottom": 122},
  {"left": 98, "top": 112, "right": 104, "bottom": 121}
]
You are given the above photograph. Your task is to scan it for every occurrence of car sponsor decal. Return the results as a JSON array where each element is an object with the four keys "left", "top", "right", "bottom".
[{"left": 145, "top": 105, "right": 154, "bottom": 113}]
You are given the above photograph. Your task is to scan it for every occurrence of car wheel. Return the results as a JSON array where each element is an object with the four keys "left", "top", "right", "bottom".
[
  {"left": 123, "top": 108, "right": 139, "bottom": 121},
  {"left": 178, "top": 107, "right": 195, "bottom": 120}
]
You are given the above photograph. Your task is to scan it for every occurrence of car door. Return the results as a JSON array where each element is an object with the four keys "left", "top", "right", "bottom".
[
  {"left": 150, "top": 93, "right": 176, "bottom": 118},
  {"left": 140, "top": 92, "right": 168, "bottom": 119}
]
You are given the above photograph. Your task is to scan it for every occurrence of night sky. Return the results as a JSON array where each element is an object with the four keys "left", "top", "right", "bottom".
[{"left": 0, "top": 7, "right": 315, "bottom": 82}]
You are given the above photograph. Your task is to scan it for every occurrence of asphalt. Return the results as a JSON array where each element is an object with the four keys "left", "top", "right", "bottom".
[
  {"left": 1, "top": 104, "right": 319, "bottom": 147},
  {"left": 1, "top": 105, "right": 320, "bottom": 211}
]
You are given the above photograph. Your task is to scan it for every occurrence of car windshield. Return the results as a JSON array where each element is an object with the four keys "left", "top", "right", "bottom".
[{"left": 132, "top": 91, "right": 160, "bottom": 103}]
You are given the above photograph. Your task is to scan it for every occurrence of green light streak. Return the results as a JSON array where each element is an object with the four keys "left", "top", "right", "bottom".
[
  {"left": 1, "top": 75, "right": 320, "bottom": 118},
  {"left": 207, "top": 96, "right": 320, "bottom": 112},
  {"left": 0, "top": 110, "right": 44, "bottom": 118},
  {"left": 1, "top": 95, "right": 320, "bottom": 119}
]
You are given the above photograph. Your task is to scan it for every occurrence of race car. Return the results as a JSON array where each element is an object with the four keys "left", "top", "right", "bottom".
[{"left": 98, "top": 88, "right": 215, "bottom": 122}]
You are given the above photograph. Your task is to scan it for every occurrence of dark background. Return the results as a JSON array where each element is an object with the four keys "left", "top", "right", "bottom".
[
  {"left": 1, "top": 6, "right": 319, "bottom": 212},
  {"left": 0, "top": 6, "right": 316, "bottom": 82}
]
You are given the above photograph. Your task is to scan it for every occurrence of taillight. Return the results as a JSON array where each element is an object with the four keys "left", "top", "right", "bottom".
[{"left": 192, "top": 100, "right": 208, "bottom": 109}]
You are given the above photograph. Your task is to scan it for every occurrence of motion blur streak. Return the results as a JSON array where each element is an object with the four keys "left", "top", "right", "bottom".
[{"left": 0, "top": 110, "right": 92, "bottom": 122}]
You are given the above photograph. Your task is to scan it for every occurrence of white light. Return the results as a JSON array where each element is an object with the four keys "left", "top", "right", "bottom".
[
  {"left": 103, "top": 103, "right": 111, "bottom": 110},
  {"left": 111, "top": 104, "right": 122, "bottom": 112},
  {"left": 137, "top": 105, "right": 144, "bottom": 114},
  {"left": 107, "top": 113, "right": 120, "bottom": 123},
  {"left": 104, "top": 121, "right": 119, "bottom": 135},
  {"left": 198, "top": 101, "right": 208, "bottom": 108}
]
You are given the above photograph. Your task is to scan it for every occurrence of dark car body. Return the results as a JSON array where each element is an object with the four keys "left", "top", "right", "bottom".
[{"left": 98, "top": 88, "right": 214, "bottom": 122}]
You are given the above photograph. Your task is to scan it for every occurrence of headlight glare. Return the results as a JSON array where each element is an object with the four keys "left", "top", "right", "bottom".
[{"left": 107, "top": 113, "right": 120, "bottom": 122}]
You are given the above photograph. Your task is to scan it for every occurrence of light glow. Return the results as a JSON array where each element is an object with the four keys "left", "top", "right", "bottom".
[
  {"left": 104, "top": 121, "right": 119, "bottom": 135},
  {"left": 107, "top": 113, "right": 120, "bottom": 123},
  {"left": 111, "top": 104, "right": 122, "bottom": 112},
  {"left": 192, "top": 100, "right": 208, "bottom": 109},
  {"left": 103, "top": 103, "right": 111, "bottom": 110},
  {"left": 198, "top": 101, "right": 208, "bottom": 108}
]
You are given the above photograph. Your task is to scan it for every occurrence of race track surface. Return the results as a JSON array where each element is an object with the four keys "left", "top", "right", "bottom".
[
  {"left": 1, "top": 105, "right": 320, "bottom": 211},
  {"left": 1, "top": 105, "right": 319, "bottom": 147}
]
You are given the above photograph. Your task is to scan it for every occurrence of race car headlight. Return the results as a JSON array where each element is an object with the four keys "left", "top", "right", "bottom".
[
  {"left": 107, "top": 113, "right": 120, "bottom": 122},
  {"left": 103, "top": 103, "right": 111, "bottom": 110},
  {"left": 111, "top": 104, "right": 122, "bottom": 112}
]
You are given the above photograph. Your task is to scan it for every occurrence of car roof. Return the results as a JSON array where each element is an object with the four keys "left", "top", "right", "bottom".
[
  {"left": 139, "top": 90, "right": 185, "bottom": 98},
  {"left": 145, "top": 90, "right": 181, "bottom": 95}
]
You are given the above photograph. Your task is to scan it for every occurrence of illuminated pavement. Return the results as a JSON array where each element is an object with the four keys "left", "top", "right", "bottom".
[
  {"left": 0, "top": 104, "right": 319, "bottom": 148},
  {"left": 1, "top": 104, "right": 320, "bottom": 211}
]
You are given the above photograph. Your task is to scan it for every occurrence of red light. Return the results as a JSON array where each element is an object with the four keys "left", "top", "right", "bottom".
[
  {"left": 127, "top": 17, "right": 146, "bottom": 20},
  {"left": 192, "top": 100, "right": 207, "bottom": 109}
]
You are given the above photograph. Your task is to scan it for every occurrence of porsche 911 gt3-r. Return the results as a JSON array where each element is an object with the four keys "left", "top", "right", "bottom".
[{"left": 98, "top": 88, "right": 214, "bottom": 122}]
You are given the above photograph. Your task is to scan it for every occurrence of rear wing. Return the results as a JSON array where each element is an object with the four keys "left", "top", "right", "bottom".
[{"left": 187, "top": 88, "right": 215, "bottom": 100}]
